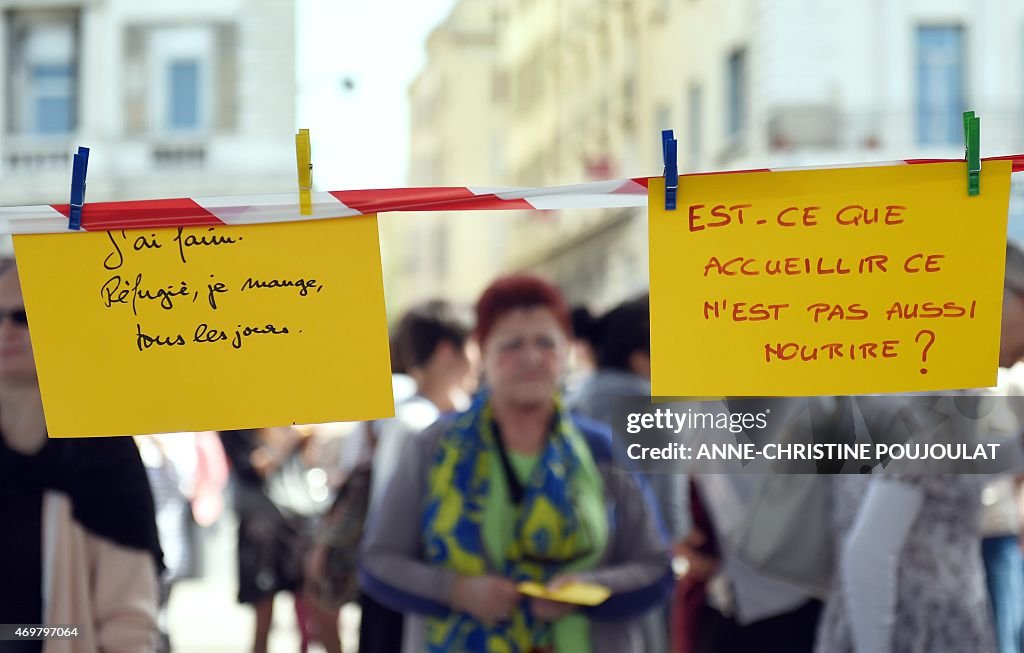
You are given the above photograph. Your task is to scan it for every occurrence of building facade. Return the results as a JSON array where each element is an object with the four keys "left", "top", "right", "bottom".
[
  {"left": 0, "top": 0, "right": 295, "bottom": 206},
  {"left": 397, "top": 0, "right": 1024, "bottom": 313},
  {"left": 385, "top": 0, "right": 501, "bottom": 312}
]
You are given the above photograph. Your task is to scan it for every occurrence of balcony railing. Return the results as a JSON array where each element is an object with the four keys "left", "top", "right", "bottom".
[
  {"left": 151, "top": 142, "right": 206, "bottom": 169},
  {"left": 765, "top": 105, "right": 1024, "bottom": 156},
  {"left": 3, "top": 138, "right": 72, "bottom": 175}
]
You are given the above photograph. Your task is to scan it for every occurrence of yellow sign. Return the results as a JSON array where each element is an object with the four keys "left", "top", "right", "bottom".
[
  {"left": 649, "top": 161, "right": 1012, "bottom": 396},
  {"left": 14, "top": 216, "right": 394, "bottom": 437},
  {"left": 517, "top": 581, "right": 611, "bottom": 606}
]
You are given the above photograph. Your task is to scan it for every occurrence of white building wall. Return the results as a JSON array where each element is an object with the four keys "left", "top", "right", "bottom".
[
  {"left": 0, "top": 0, "right": 295, "bottom": 206},
  {"left": 397, "top": 0, "right": 1024, "bottom": 309}
]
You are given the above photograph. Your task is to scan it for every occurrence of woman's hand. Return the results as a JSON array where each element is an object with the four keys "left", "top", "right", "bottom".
[
  {"left": 674, "top": 529, "right": 719, "bottom": 581},
  {"left": 450, "top": 575, "right": 521, "bottom": 625},
  {"left": 674, "top": 546, "right": 718, "bottom": 582},
  {"left": 529, "top": 574, "right": 579, "bottom": 622}
]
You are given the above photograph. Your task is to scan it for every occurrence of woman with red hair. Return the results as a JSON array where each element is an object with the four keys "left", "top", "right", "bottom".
[{"left": 360, "top": 274, "right": 673, "bottom": 653}]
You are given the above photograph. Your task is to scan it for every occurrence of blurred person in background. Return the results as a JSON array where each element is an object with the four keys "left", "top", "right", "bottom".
[
  {"left": 0, "top": 256, "right": 163, "bottom": 653},
  {"left": 137, "top": 432, "right": 200, "bottom": 653},
  {"left": 136, "top": 430, "right": 227, "bottom": 653},
  {"left": 303, "top": 321, "right": 438, "bottom": 653},
  {"left": 190, "top": 430, "right": 230, "bottom": 532},
  {"left": 371, "top": 299, "right": 478, "bottom": 518},
  {"left": 357, "top": 299, "right": 478, "bottom": 653},
  {"left": 220, "top": 426, "right": 322, "bottom": 653},
  {"left": 815, "top": 465, "right": 995, "bottom": 653},
  {"left": 289, "top": 420, "right": 364, "bottom": 653},
  {"left": 979, "top": 362, "right": 1024, "bottom": 653},
  {"left": 815, "top": 242, "right": 1024, "bottom": 653},
  {"left": 568, "top": 294, "right": 691, "bottom": 652},
  {"left": 303, "top": 421, "right": 372, "bottom": 653},
  {"left": 980, "top": 472, "right": 1024, "bottom": 653},
  {"left": 671, "top": 482, "right": 720, "bottom": 653},
  {"left": 692, "top": 472, "right": 824, "bottom": 653},
  {"left": 565, "top": 306, "right": 599, "bottom": 395},
  {"left": 304, "top": 300, "right": 477, "bottom": 653},
  {"left": 360, "top": 274, "right": 674, "bottom": 653}
]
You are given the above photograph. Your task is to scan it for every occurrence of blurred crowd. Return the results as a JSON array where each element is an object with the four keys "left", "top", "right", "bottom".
[{"left": 7, "top": 245, "right": 1024, "bottom": 653}]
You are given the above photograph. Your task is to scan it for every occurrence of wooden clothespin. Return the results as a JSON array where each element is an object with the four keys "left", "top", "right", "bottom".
[
  {"left": 662, "top": 129, "right": 678, "bottom": 211},
  {"left": 295, "top": 129, "right": 313, "bottom": 215},
  {"left": 68, "top": 146, "right": 90, "bottom": 230},
  {"left": 963, "top": 111, "right": 980, "bottom": 196}
]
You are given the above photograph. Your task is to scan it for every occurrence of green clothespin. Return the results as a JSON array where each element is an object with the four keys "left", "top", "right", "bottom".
[{"left": 963, "top": 111, "right": 980, "bottom": 196}]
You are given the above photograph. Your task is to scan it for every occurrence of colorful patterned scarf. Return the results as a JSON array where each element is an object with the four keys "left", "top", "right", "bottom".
[{"left": 421, "top": 391, "right": 607, "bottom": 652}]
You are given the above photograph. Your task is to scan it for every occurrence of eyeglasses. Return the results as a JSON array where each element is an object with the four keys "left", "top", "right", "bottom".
[{"left": 0, "top": 308, "right": 29, "bottom": 328}]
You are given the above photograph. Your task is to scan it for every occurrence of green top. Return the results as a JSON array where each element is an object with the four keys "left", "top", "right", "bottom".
[
  {"left": 482, "top": 440, "right": 607, "bottom": 653},
  {"left": 508, "top": 450, "right": 539, "bottom": 485}
]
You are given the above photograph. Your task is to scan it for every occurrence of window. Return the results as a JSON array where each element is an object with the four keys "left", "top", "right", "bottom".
[
  {"left": 124, "top": 23, "right": 236, "bottom": 136},
  {"left": 916, "top": 26, "right": 965, "bottom": 145},
  {"left": 726, "top": 49, "right": 747, "bottom": 138},
  {"left": 687, "top": 84, "right": 703, "bottom": 167},
  {"left": 148, "top": 27, "right": 214, "bottom": 133},
  {"left": 168, "top": 60, "right": 200, "bottom": 130},
  {"left": 6, "top": 11, "right": 79, "bottom": 135}
]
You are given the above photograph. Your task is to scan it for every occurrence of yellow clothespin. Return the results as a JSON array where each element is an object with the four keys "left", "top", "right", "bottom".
[{"left": 295, "top": 128, "right": 313, "bottom": 215}]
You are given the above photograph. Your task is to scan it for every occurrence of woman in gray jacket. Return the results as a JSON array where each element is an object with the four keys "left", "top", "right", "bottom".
[{"left": 359, "top": 274, "right": 673, "bottom": 653}]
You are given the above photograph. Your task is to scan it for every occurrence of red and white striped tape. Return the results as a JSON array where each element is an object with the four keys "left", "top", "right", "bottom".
[{"left": 2, "top": 155, "right": 1022, "bottom": 234}]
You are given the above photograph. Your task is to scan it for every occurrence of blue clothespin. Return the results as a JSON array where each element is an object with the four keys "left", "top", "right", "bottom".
[
  {"left": 68, "top": 147, "right": 90, "bottom": 230},
  {"left": 661, "top": 129, "right": 678, "bottom": 210},
  {"left": 963, "top": 111, "right": 980, "bottom": 196}
]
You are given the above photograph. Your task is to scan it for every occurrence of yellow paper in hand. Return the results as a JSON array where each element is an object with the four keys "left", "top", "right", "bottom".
[
  {"left": 13, "top": 215, "right": 394, "bottom": 437},
  {"left": 649, "top": 161, "right": 1012, "bottom": 396},
  {"left": 517, "top": 581, "right": 612, "bottom": 606}
]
